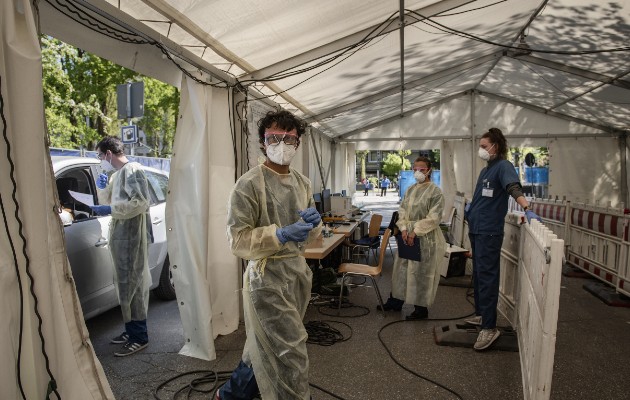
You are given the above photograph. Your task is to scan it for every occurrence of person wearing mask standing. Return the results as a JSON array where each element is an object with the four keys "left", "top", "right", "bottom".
[
  {"left": 217, "top": 110, "right": 322, "bottom": 400},
  {"left": 93, "top": 136, "right": 153, "bottom": 357},
  {"left": 465, "top": 128, "right": 541, "bottom": 351},
  {"left": 378, "top": 157, "right": 446, "bottom": 320}
]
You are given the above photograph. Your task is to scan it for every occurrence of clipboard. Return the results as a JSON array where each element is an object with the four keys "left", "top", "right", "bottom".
[{"left": 395, "top": 233, "right": 421, "bottom": 261}]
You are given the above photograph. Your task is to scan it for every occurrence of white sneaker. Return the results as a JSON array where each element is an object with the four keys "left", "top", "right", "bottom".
[
  {"left": 474, "top": 328, "right": 500, "bottom": 351},
  {"left": 465, "top": 315, "right": 482, "bottom": 326}
]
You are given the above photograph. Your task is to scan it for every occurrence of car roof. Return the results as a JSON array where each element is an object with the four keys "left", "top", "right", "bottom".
[{"left": 51, "top": 155, "right": 168, "bottom": 177}]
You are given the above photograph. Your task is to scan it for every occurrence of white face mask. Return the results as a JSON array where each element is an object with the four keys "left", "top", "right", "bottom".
[
  {"left": 478, "top": 143, "right": 495, "bottom": 161},
  {"left": 414, "top": 170, "right": 427, "bottom": 183},
  {"left": 266, "top": 142, "right": 297, "bottom": 166},
  {"left": 100, "top": 154, "right": 115, "bottom": 172}
]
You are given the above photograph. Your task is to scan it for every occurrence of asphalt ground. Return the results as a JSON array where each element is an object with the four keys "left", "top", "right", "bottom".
[{"left": 86, "top": 191, "right": 630, "bottom": 399}]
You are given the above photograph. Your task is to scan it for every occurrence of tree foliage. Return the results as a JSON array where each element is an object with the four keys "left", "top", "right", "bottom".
[
  {"left": 356, "top": 150, "right": 370, "bottom": 180},
  {"left": 41, "top": 36, "right": 179, "bottom": 157},
  {"left": 382, "top": 151, "right": 411, "bottom": 177}
]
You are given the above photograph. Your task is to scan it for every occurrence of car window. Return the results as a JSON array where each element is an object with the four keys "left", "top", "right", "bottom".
[
  {"left": 56, "top": 167, "right": 95, "bottom": 222},
  {"left": 145, "top": 171, "right": 168, "bottom": 204}
]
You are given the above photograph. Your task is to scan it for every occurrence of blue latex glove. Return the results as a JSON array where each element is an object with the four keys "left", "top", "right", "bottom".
[
  {"left": 276, "top": 221, "right": 313, "bottom": 244},
  {"left": 299, "top": 207, "right": 321, "bottom": 226},
  {"left": 96, "top": 173, "right": 108, "bottom": 189},
  {"left": 525, "top": 210, "right": 542, "bottom": 224},
  {"left": 464, "top": 203, "right": 471, "bottom": 220},
  {"left": 91, "top": 205, "right": 112, "bottom": 216}
]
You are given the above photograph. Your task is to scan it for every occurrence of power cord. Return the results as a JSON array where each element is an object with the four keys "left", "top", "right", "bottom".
[{"left": 305, "top": 320, "right": 352, "bottom": 346}]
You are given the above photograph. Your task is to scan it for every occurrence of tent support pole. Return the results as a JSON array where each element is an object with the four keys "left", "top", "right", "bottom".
[
  {"left": 470, "top": 90, "right": 476, "bottom": 194},
  {"left": 620, "top": 133, "right": 628, "bottom": 208}
]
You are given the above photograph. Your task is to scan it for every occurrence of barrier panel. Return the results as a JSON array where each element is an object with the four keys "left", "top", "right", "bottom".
[
  {"left": 447, "top": 195, "right": 564, "bottom": 399},
  {"left": 566, "top": 203, "right": 630, "bottom": 294},
  {"left": 497, "top": 213, "right": 521, "bottom": 325},
  {"left": 517, "top": 220, "right": 564, "bottom": 400}
]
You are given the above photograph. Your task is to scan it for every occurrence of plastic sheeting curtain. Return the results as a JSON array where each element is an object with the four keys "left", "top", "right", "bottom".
[
  {"left": 0, "top": 0, "right": 114, "bottom": 398},
  {"left": 440, "top": 140, "right": 458, "bottom": 223},
  {"left": 166, "top": 75, "right": 240, "bottom": 361}
]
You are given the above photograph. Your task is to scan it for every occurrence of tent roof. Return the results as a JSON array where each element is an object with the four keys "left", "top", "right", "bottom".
[{"left": 45, "top": 0, "right": 630, "bottom": 139}]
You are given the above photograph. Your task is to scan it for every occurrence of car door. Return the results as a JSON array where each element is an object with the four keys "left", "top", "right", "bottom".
[
  {"left": 57, "top": 165, "right": 117, "bottom": 319},
  {"left": 144, "top": 170, "right": 169, "bottom": 287}
]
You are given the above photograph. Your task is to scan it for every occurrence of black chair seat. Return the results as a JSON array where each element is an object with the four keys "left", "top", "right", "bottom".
[{"left": 353, "top": 236, "right": 380, "bottom": 248}]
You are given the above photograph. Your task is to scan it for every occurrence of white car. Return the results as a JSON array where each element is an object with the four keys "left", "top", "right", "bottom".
[{"left": 53, "top": 156, "right": 175, "bottom": 319}]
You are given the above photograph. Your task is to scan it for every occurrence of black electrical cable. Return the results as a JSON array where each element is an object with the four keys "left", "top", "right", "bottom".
[
  {"left": 378, "top": 319, "right": 465, "bottom": 400},
  {"left": 0, "top": 77, "right": 60, "bottom": 398},
  {"left": 45, "top": 0, "right": 233, "bottom": 89},
  {"left": 153, "top": 369, "right": 233, "bottom": 400},
  {"left": 406, "top": 9, "right": 630, "bottom": 55},
  {"left": 305, "top": 320, "right": 352, "bottom": 346}
]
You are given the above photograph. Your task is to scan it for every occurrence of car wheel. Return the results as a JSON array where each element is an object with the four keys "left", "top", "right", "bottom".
[{"left": 152, "top": 256, "right": 176, "bottom": 300}]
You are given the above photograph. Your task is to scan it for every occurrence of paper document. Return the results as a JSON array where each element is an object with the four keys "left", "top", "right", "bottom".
[{"left": 68, "top": 190, "right": 94, "bottom": 207}]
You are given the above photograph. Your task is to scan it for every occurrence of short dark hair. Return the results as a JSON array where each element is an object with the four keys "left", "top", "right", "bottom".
[
  {"left": 257, "top": 110, "right": 306, "bottom": 153},
  {"left": 96, "top": 136, "right": 125, "bottom": 155},
  {"left": 414, "top": 156, "right": 432, "bottom": 178},
  {"left": 481, "top": 128, "right": 508, "bottom": 159}
]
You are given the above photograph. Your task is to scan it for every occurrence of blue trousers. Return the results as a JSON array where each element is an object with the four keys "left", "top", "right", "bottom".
[
  {"left": 469, "top": 233, "right": 503, "bottom": 329},
  {"left": 125, "top": 320, "right": 148, "bottom": 344},
  {"left": 219, "top": 360, "right": 259, "bottom": 400}
]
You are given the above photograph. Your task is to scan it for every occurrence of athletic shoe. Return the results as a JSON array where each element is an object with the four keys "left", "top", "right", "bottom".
[
  {"left": 474, "top": 328, "right": 500, "bottom": 351},
  {"left": 465, "top": 315, "right": 482, "bottom": 326},
  {"left": 114, "top": 341, "right": 148, "bottom": 357},
  {"left": 110, "top": 332, "right": 129, "bottom": 344}
]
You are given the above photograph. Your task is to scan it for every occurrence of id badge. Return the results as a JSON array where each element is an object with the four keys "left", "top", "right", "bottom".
[{"left": 482, "top": 188, "right": 494, "bottom": 197}]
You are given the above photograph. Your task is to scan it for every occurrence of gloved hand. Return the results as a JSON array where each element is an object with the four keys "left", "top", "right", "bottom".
[
  {"left": 299, "top": 208, "right": 321, "bottom": 226},
  {"left": 276, "top": 221, "right": 313, "bottom": 244},
  {"left": 464, "top": 203, "right": 471, "bottom": 220},
  {"left": 525, "top": 210, "right": 542, "bottom": 224},
  {"left": 96, "top": 173, "right": 108, "bottom": 189},
  {"left": 90, "top": 205, "right": 112, "bottom": 216}
]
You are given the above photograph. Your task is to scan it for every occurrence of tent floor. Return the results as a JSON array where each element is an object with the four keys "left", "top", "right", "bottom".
[{"left": 86, "top": 193, "right": 630, "bottom": 400}]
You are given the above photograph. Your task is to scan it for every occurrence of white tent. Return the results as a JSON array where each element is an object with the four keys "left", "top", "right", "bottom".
[{"left": 2, "top": 0, "right": 629, "bottom": 397}]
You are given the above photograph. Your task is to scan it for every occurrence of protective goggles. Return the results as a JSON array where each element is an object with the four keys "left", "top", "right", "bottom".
[{"left": 264, "top": 131, "right": 299, "bottom": 146}]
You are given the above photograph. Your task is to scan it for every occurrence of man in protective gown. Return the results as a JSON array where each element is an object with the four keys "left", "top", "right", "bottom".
[
  {"left": 94, "top": 136, "right": 152, "bottom": 357},
  {"left": 218, "top": 110, "right": 322, "bottom": 400},
  {"left": 380, "top": 157, "right": 446, "bottom": 320}
]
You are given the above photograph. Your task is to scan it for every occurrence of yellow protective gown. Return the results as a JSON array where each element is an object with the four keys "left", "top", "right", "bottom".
[
  {"left": 227, "top": 164, "right": 322, "bottom": 400},
  {"left": 98, "top": 162, "right": 152, "bottom": 322},
  {"left": 392, "top": 181, "right": 446, "bottom": 307}
]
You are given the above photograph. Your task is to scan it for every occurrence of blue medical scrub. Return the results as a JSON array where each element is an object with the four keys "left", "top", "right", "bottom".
[{"left": 466, "top": 158, "right": 519, "bottom": 329}]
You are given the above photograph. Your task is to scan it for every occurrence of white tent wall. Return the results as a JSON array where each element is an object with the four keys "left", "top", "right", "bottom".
[
  {"left": 331, "top": 142, "right": 357, "bottom": 196},
  {"left": 344, "top": 92, "right": 626, "bottom": 209},
  {"left": 548, "top": 137, "right": 623, "bottom": 206},
  {"left": 307, "top": 129, "right": 334, "bottom": 192},
  {"left": 165, "top": 77, "right": 241, "bottom": 361},
  {"left": 1, "top": 0, "right": 114, "bottom": 398}
]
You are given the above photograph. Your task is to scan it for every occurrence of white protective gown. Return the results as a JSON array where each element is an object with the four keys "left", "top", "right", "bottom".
[
  {"left": 227, "top": 164, "right": 322, "bottom": 400},
  {"left": 392, "top": 181, "right": 446, "bottom": 307},
  {"left": 98, "top": 162, "right": 152, "bottom": 322}
]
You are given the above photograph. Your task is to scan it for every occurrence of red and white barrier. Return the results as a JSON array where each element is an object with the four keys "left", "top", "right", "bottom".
[{"left": 565, "top": 203, "right": 629, "bottom": 294}]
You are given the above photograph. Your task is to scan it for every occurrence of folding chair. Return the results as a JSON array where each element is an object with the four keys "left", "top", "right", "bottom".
[
  {"left": 345, "top": 213, "right": 382, "bottom": 264},
  {"left": 338, "top": 229, "right": 392, "bottom": 316}
]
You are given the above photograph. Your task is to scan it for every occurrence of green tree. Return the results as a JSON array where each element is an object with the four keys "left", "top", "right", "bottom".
[
  {"left": 395, "top": 150, "right": 412, "bottom": 170},
  {"left": 41, "top": 36, "right": 179, "bottom": 156},
  {"left": 382, "top": 152, "right": 411, "bottom": 177},
  {"left": 356, "top": 150, "right": 370, "bottom": 180}
]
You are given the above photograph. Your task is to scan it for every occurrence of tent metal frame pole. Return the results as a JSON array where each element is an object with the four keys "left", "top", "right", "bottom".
[
  {"left": 309, "top": 128, "right": 327, "bottom": 191},
  {"left": 336, "top": 92, "right": 466, "bottom": 139},
  {"left": 337, "top": 135, "right": 471, "bottom": 143},
  {"left": 399, "top": 0, "right": 405, "bottom": 118},
  {"left": 620, "top": 134, "right": 629, "bottom": 207},
  {"left": 470, "top": 90, "right": 476, "bottom": 194},
  {"left": 476, "top": 90, "right": 627, "bottom": 136}
]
